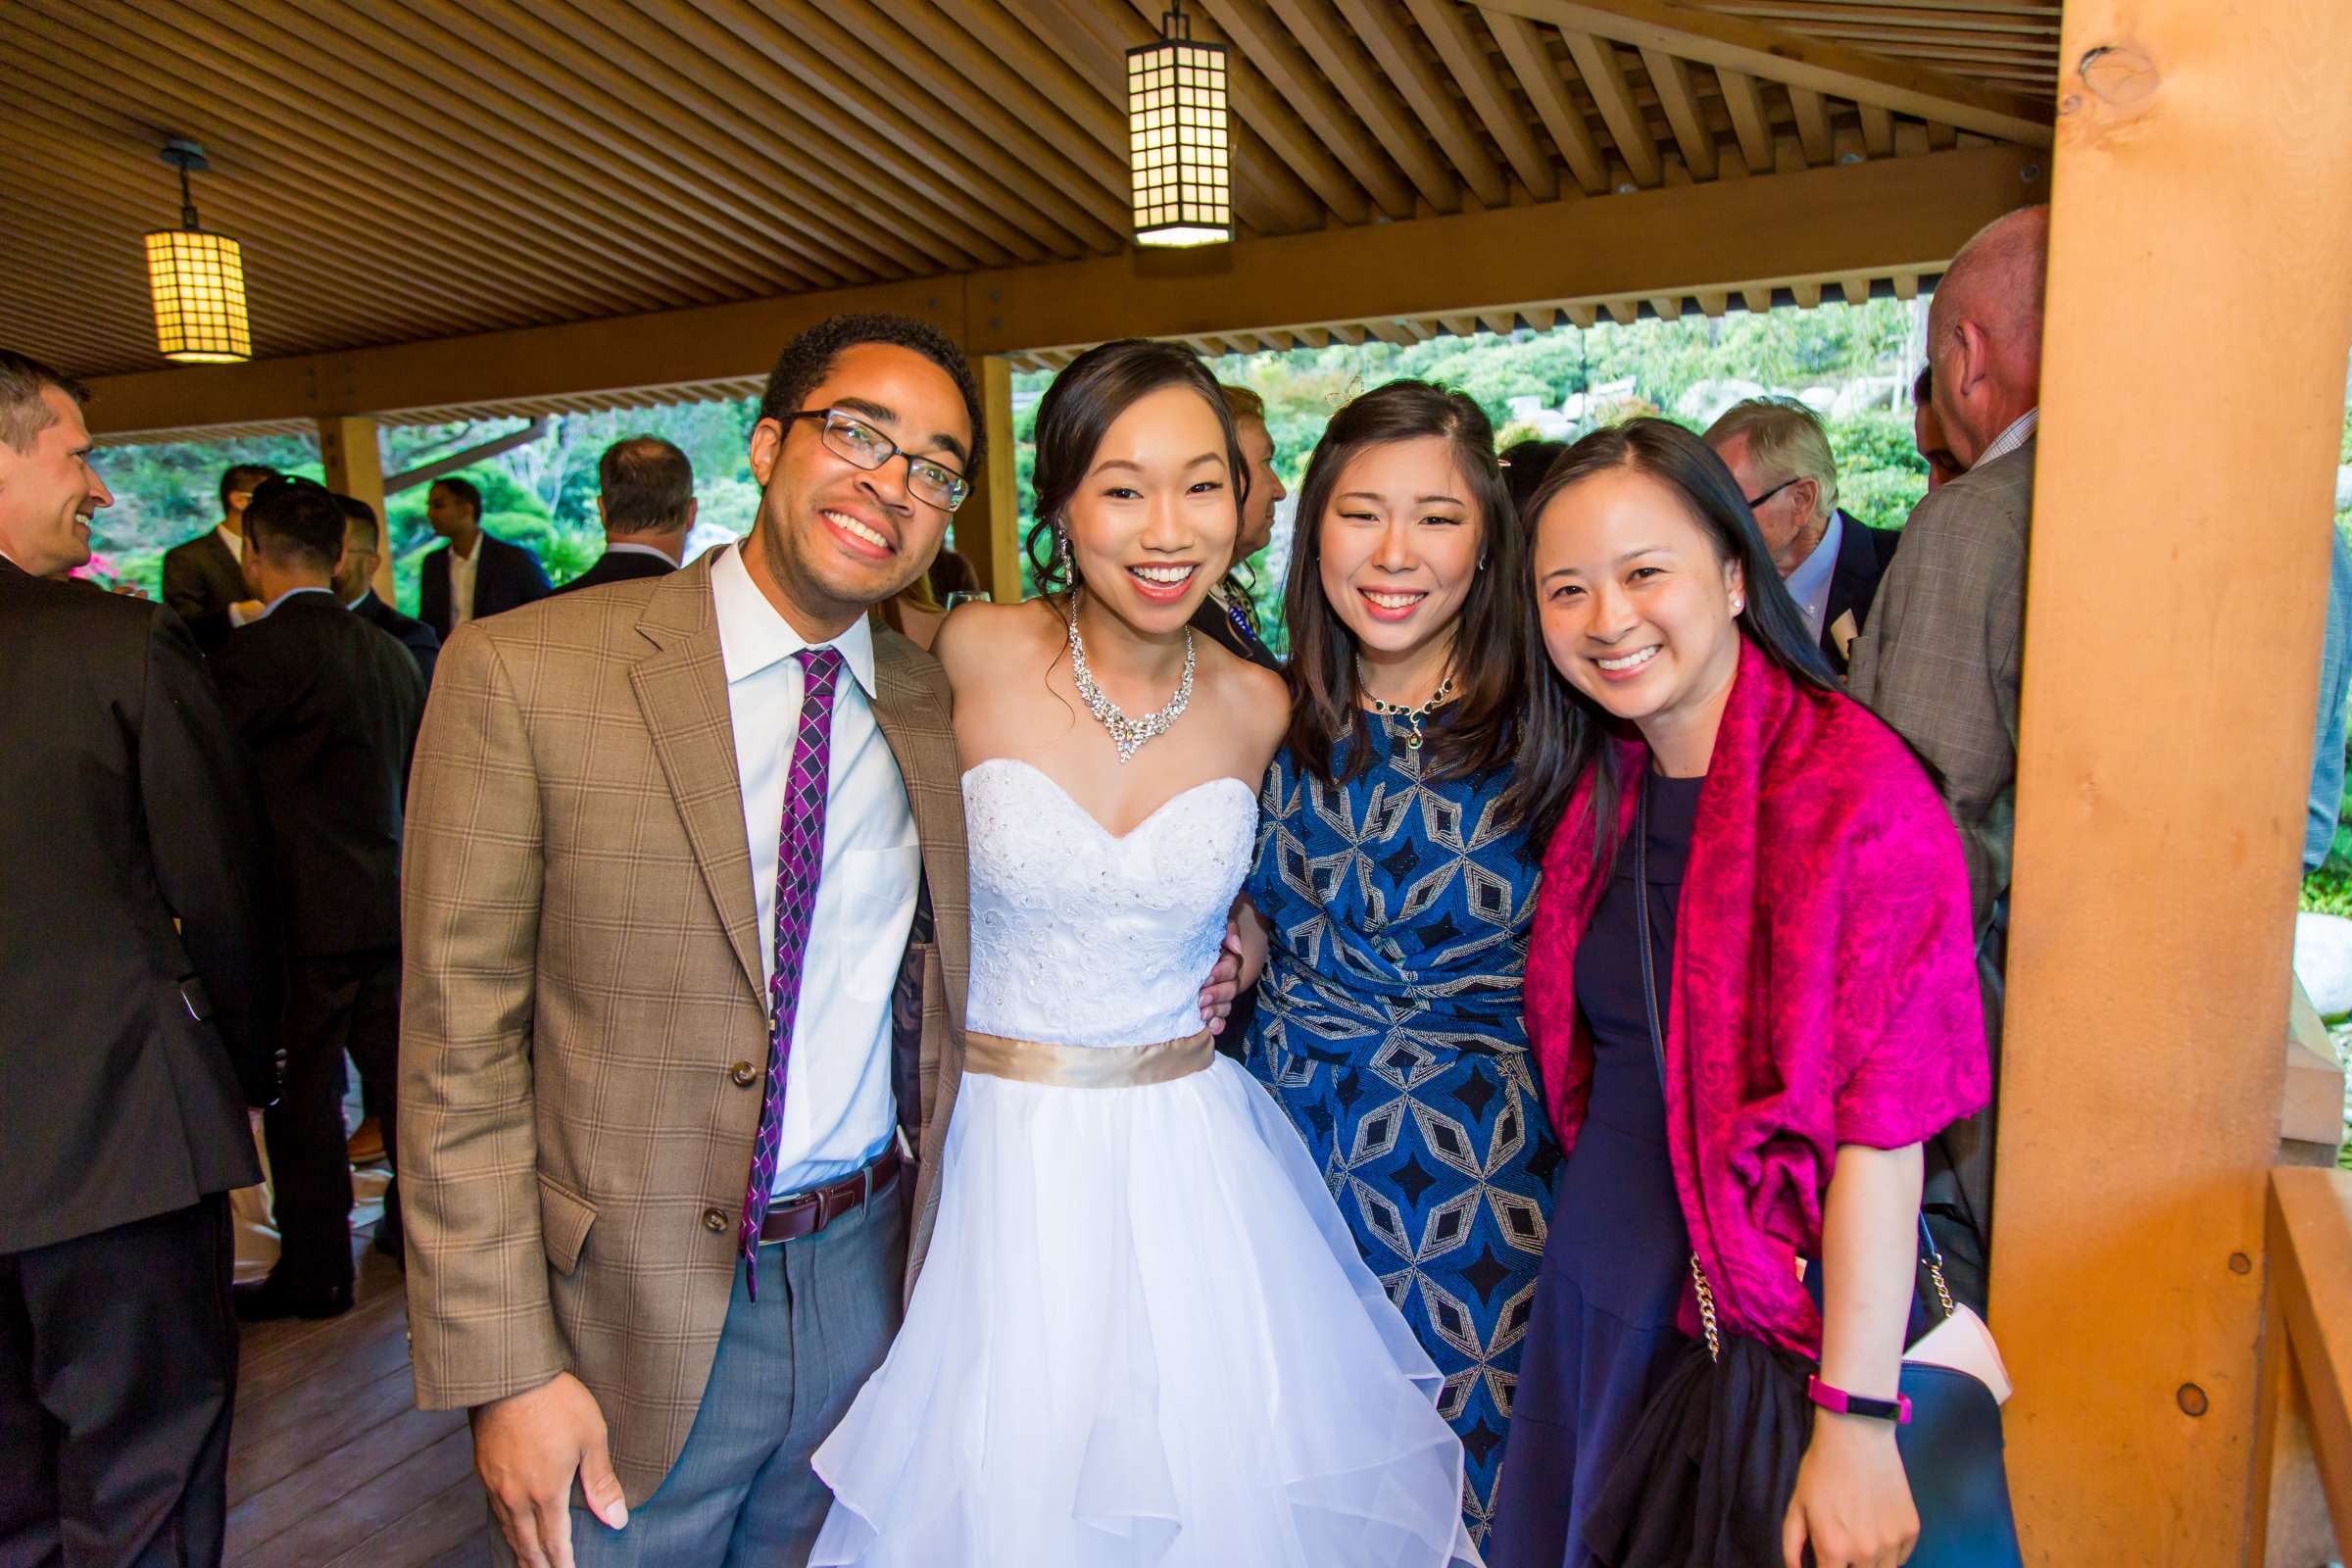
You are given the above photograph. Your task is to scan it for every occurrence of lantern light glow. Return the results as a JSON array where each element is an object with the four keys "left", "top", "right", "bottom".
[
  {"left": 1127, "top": 4, "right": 1232, "bottom": 248},
  {"left": 146, "top": 140, "right": 253, "bottom": 365}
]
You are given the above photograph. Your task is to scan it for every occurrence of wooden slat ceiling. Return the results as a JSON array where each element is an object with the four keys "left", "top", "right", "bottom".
[{"left": 1, "top": 0, "right": 2060, "bottom": 382}]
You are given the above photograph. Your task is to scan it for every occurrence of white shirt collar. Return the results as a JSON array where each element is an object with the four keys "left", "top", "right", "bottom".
[
  {"left": 261, "top": 584, "right": 334, "bottom": 618},
  {"left": 604, "top": 539, "right": 681, "bottom": 564},
  {"left": 215, "top": 524, "right": 244, "bottom": 563},
  {"left": 708, "top": 542, "right": 877, "bottom": 700},
  {"left": 1977, "top": 408, "right": 2039, "bottom": 467}
]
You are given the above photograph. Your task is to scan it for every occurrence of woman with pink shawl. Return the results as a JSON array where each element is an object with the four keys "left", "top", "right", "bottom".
[{"left": 1487, "top": 421, "right": 1988, "bottom": 1568}]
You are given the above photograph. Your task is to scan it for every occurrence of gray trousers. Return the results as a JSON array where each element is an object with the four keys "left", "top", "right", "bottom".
[{"left": 491, "top": 1180, "right": 905, "bottom": 1568}]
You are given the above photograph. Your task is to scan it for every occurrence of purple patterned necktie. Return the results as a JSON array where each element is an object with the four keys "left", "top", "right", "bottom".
[{"left": 737, "top": 644, "right": 843, "bottom": 1298}]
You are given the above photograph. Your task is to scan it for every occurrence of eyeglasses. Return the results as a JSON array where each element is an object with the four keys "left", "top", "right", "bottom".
[
  {"left": 787, "top": 408, "right": 970, "bottom": 513},
  {"left": 1743, "top": 475, "right": 1803, "bottom": 511}
]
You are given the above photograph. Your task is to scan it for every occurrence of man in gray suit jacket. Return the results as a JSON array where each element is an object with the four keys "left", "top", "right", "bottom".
[{"left": 1846, "top": 203, "right": 2048, "bottom": 1308}]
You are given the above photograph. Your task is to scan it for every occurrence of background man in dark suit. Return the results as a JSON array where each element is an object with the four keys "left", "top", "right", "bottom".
[
  {"left": 0, "top": 349, "right": 281, "bottom": 1568},
  {"left": 333, "top": 492, "right": 439, "bottom": 687},
  {"left": 162, "top": 461, "right": 277, "bottom": 652},
  {"left": 416, "top": 474, "right": 551, "bottom": 639},
  {"left": 1706, "top": 395, "right": 1901, "bottom": 674},
  {"left": 557, "top": 435, "right": 695, "bottom": 595},
  {"left": 213, "top": 476, "right": 426, "bottom": 1320},
  {"left": 1190, "top": 383, "right": 1285, "bottom": 671}
]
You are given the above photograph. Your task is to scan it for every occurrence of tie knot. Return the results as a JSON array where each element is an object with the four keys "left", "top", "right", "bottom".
[{"left": 797, "top": 644, "right": 844, "bottom": 689}]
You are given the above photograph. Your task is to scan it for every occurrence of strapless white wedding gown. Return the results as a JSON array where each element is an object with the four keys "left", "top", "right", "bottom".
[{"left": 810, "top": 758, "right": 1481, "bottom": 1567}]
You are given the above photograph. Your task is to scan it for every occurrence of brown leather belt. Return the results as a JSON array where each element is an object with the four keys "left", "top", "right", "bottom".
[{"left": 758, "top": 1144, "right": 902, "bottom": 1246}]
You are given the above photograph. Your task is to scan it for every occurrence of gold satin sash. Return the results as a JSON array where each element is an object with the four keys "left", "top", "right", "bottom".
[{"left": 964, "top": 1028, "right": 1215, "bottom": 1088}]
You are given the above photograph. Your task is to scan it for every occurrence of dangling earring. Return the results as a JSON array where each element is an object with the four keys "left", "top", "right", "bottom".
[{"left": 1054, "top": 521, "right": 1073, "bottom": 582}]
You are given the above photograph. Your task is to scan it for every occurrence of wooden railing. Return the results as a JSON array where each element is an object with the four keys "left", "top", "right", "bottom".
[{"left": 2254, "top": 1168, "right": 2352, "bottom": 1565}]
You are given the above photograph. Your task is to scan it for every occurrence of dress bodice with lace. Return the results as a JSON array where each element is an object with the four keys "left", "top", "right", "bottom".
[{"left": 961, "top": 757, "right": 1256, "bottom": 1049}]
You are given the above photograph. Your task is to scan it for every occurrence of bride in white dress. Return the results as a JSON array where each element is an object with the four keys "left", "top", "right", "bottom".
[{"left": 809, "top": 341, "right": 1481, "bottom": 1568}]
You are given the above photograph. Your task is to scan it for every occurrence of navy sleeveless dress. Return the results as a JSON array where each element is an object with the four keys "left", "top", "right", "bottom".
[{"left": 1488, "top": 770, "right": 1703, "bottom": 1568}]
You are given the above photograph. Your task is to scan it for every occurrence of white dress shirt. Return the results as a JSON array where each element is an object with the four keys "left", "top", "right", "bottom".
[
  {"left": 1976, "top": 408, "right": 2040, "bottom": 468},
  {"left": 1781, "top": 509, "right": 1843, "bottom": 644},
  {"left": 448, "top": 538, "right": 480, "bottom": 628},
  {"left": 709, "top": 543, "right": 920, "bottom": 1198}
]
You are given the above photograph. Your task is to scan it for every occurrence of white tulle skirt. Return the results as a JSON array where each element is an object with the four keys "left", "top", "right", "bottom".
[{"left": 810, "top": 1054, "right": 1483, "bottom": 1568}]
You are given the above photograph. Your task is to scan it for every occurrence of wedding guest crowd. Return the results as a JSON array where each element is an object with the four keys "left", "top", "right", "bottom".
[{"left": 3, "top": 200, "right": 2099, "bottom": 1568}]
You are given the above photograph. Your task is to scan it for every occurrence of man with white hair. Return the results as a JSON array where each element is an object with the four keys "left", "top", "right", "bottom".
[
  {"left": 1705, "top": 395, "right": 1900, "bottom": 672},
  {"left": 1846, "top": 203, "right": 2049, "bottom": 1309}
]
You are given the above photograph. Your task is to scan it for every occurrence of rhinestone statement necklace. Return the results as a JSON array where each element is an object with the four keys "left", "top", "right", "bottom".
[
  {"left": 1069, "top": 615, "right": 1195, "bottom": 764},
  {"left": 1360, "top": 663, "right": 1456, "bottom": 752}
]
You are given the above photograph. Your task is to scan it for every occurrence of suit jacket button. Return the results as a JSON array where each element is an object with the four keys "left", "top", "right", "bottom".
[
  {"left": 702, "top": 1207, "right": 729, "bottom": 1232},
  {"left": 730, "top": 1060, "right": 758, "bottom": 1087}
]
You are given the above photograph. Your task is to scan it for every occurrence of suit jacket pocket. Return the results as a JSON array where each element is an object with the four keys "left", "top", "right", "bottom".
[{"left": 538, "top": 1173, "right": 597, "bottom": 1277}]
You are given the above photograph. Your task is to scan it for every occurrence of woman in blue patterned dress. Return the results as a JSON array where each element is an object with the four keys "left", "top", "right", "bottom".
[{"left": 1240, "top": 382, "right": 1561, "bottom": 1544}]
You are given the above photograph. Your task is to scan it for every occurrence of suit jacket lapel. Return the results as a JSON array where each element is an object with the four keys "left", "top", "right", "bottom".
[{"left": 631, "top": 560, "right": 763, "bottom": 1002}]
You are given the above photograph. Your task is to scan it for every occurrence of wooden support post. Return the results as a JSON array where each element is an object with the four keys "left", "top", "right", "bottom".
[
  {"left": 317, "top": 415, "right": 391, "bottom": 600},
  {"left": 955, "top": 355, "right": 1023, "bottom": 603},
  {"left": 1989, "top": 2, "right": 2352, "bottom": 1562}
]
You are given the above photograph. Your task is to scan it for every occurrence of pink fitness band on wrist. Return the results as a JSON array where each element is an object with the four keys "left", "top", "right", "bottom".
[{"left": 1806, "top": 1374, "right": 1912, "bottom": 1425}]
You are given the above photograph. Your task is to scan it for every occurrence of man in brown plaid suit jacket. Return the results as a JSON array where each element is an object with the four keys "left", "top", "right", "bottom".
[
  {"left": 402, "top": 316, "right": 983, "bottom": 1567},
  {"left": 1848, "top": 205, "right": 2048, "bottom": 1312}
]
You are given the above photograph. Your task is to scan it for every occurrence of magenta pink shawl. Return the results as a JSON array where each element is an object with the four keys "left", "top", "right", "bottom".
[{"left": 1528, "top": 640, "right": 1989, "bottom": 1356}]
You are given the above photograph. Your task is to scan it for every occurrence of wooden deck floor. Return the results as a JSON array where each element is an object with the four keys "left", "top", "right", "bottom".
[{"left": 226, "top": 1236, "right": 492, "bottom": 1566}]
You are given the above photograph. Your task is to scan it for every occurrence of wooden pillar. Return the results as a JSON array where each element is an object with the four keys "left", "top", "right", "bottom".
[
  {"left": 317, "top": 415, "right": 392, "bottom": 600},
  {"left": 1989, "top": 2, "right": 2352, "bottom": 1561},
  {"left": 954, "top": 355, "right": 1023, "bottom": 603}
]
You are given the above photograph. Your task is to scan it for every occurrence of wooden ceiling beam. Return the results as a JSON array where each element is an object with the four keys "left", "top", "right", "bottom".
[
  {"left": 1788, "top": 84, "right": 1837, "bottom": 163},
  {"left": 1482, "top": 10, "right": 1611, "bottom": 195},
  {"left": 1859, "top": 102, "right": 1896, "bottom": 156},
  {"left": 1331, "top": 0, "right": 1510, "bottom": 208},
  {"left": 1196, "top": 0, "right": 1412, "bottom": 219},
  {"left": 392, "top": 0, "right": 887, "bottom": 284},
  {"left": 78, "top": 145, "right": 2045, "bottom": 434},
  {"left": 676, "top": 0, "right": 1077, "bottom": 259},
  {"left": 1640, "top": 47, "right": 1720, "bottom": 178},
  {"left": 818, "top": 0, "right": 1130, "bottom": 234},
  {"left": 374, "top": 0, "right": 866, "bottom": 289},
  {"left": 184, "top": 0, "right": 769, "bottom": 298},
  {"left": 1476, "top": 0, "right": 2053, "bottom": 145},
  {"left": 863, "top": 0, "right": 1129, "bottom": 209},
  {"left": 1262, "top": 0, "right": 1463, "bottom": 212},
  {"left": 1713, "top": 66, "right": 1778, "bottom": 173},
  {"left": 548, "top": 0, "right": 1024, "bottom": 269},
  {"left": 17, "top": 3, "right": 717, "bottom": 314},
  {"left": 274, "top": 0, "right": 829, "bottom": 289},
  {"left": 1561, "top": 29, "right": 1665, "bottom": 186},
  {"left": 1403, "top": 0, "right": 1560, "bottom": 201}
]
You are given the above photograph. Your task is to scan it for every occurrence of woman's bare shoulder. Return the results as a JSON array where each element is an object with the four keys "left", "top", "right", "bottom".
[
  {"left": 1194, "top": 636, "right": 1292, "bottom": 760},
  {"left": 933, "top": 596, "right": 1062, "bottom": 681}
]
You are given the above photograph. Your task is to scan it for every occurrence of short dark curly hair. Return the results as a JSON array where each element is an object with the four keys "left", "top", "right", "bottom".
[{"left": 757, "top": 313, "right": 986, "bottom": 479}]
